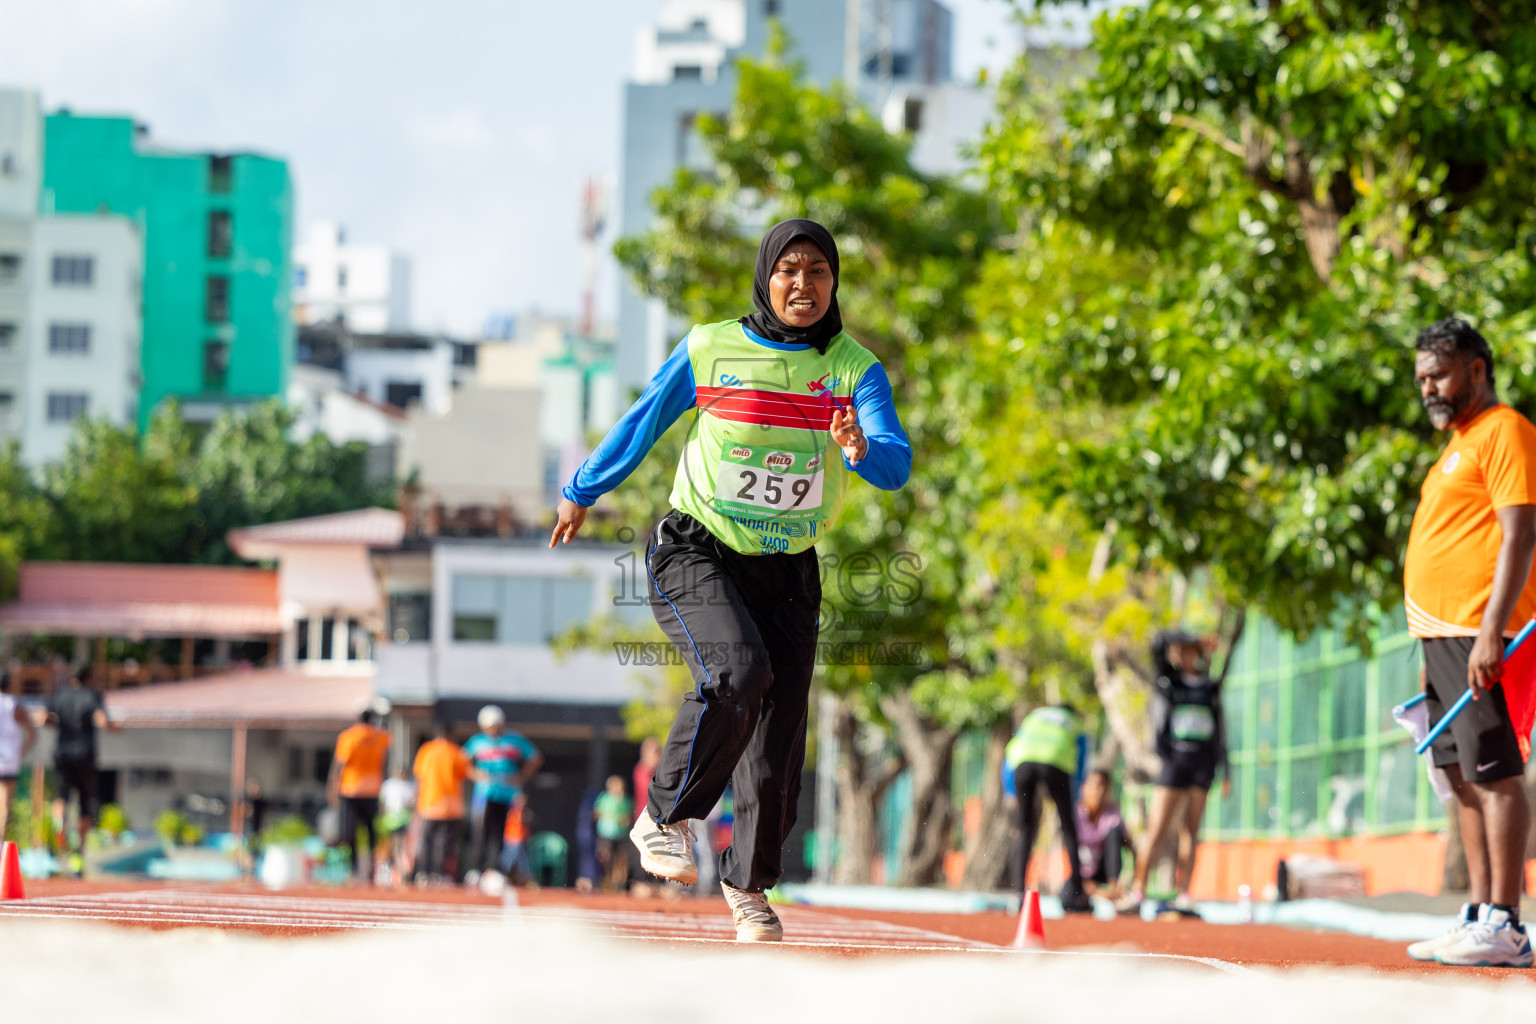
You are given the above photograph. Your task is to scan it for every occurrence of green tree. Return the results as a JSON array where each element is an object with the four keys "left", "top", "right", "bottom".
[
  {"left": 190, "top": 402, "right": 393, "bottom": 563},
  {"left": 981, "top": 0, "right": 1536, "bottom": 646},
  {"left": 43, "top": 407, "right": 199, "bottom": 563},
  {"left": 0, "top": 442, "right": 56, "bottom": 598}
]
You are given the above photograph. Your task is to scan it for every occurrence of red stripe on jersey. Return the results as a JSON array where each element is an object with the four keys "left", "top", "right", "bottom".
[{"left": 695, "top": 386, "right": 849, "bottom": 429}]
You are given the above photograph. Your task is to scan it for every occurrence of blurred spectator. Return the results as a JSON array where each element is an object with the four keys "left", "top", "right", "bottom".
[
  {"left": 1116, "top": 632, "right": 1230, "bottom": 915},
  {"left": 573, "top": 784, "right": 599, "bottom": 893},
  {"left": 632, "top": 736, "right": 660, "bottom": 806},
  {"left": 1004, "top": 704, "right": 1091, "bottom": 913},
  {"left": 413, "top": 723, "right": 476, "bottom": 883},
  {"left": 1076, "top": 769, "right": 1132, "bottom": 899},
  {"left": 462, "top": 705, "right": 542, "bottom": 884},
  {"left": 0, "top": 669, "right": 38, "bottom": 841},
  {"left": 378, "top": 768, "right": 417, "bottom": 884},
  {"left": 593, "top": 775, "right": 633, "bottom": 890},
  {"left": 45, "top": 664, "right": 119, "bottom": 870},
  {"left": 328, "top": 708, "right": 391, "bottom": 881},
  {"left": 498, "top": 796, "right": 533, "bottom": 883}
]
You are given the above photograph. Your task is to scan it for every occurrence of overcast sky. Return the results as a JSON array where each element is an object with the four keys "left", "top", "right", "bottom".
[{"left": 0, "top": 0, "right": 1081, "bottom": 336}]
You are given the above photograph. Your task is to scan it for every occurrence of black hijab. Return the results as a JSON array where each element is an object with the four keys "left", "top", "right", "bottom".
[{"left": 740, "top": 218, "right": 843, "bottom": 353}]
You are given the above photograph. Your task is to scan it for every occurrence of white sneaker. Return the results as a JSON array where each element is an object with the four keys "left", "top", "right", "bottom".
[
  {"left": 1406, "top": 905, "right": 1477, "bottom": 962},
  {"left": 722, "top": 882, "right": 783, "bottom": 942},
  {"left": 630, "top": 806, "right": 698, "bottom": 885},
  {"left": 1435, "top": 905, "right": 1534, "bottom": 968}
]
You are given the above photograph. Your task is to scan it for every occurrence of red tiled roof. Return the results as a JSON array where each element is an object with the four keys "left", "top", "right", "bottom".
[
  {"left": 105, "top": 668, "right": 374, "bottom": 728},
  {"left": 0, "top": 563, "right": 281, "bottom": 639},
  {"left": 228, "top": 508, "right": 403, "bottom": 556}
]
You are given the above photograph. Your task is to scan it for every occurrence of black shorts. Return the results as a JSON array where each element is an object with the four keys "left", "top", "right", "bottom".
[
  {"left": 54, "top": 755, "right": 99, "bottom": 817},
  {"left": 1157, "top": 752, "right": 1217, "bottom": 790},
  {"left": 1424, "top": 636, "right": 1523, "bottom": 783}
]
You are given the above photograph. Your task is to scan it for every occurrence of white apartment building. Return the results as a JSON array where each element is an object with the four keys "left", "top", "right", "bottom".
[
  {"left": 292, "top": 222, "right": 411, "bottom": 334},
  {"left": 0, "top": 88, "right": 143, "bottom": 465},
  {"left": 19, "top": 216, "right": 143, "bottom": 464}
]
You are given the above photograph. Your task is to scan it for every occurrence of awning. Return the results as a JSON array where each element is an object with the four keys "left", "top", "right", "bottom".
[
  {"left": 0, "top": 562, "right": 281, "bottom": 640},
  {"left": 105, "top": 668, "right": 374, "bottom": 729}
]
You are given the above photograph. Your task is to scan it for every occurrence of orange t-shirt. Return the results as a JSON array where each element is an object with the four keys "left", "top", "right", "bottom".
[
  {"left": 413, "top": 738, "right": 471, "bottom": 820},
  {"left": 1404, "top": 404, "right": 1536, "bottom": 638},
  {"left": 334, "top": 724, "right": 390, "bottom": 798}
]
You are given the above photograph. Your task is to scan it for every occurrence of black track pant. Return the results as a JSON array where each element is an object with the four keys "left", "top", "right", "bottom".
[
  {"left": 468, "top": 798, "right": 511, "bottom": 875},
  {"left": 1011, "top": 762, "right": 1084, "bottom": 895},
  {"left": 645, "top": 511, "right": 820, "bottom": 892},
  {"left": 338, "top": 796, "right": 380, "bottom": 880},
  {"left": 417, "top": 818, "right": 462, "bottom": 880}
]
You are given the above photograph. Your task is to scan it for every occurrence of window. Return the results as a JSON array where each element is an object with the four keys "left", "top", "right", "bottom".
[
  {"left": 46, "top": 392, "right": 88, "bottom": 423},
  {"left": 677, "top": 112, "right": 712, "bottom": 170},
  {"left": 0, "top": 392, "right": 14, "bottom": 429},
  {"left": 312, "top": 747, "right": 332, "bottom": 785},
  {"left": 48, "top": 324, "right": 91, "bottom": 354},
  {"left": 295, "top": 618, "right": 310, "bottom": 660},
  {"left": 690, "top": 17, "right": 707, "bottom": 30},
  {"left": 205, "top": 275, "right": 230, "bottom": 322},
  {"left": 385, "top": 381, "right": 423, "bottom": 409},
  {"left": 451, "top": 574, "right": 595, "bottom": 644},
  {"left": 0, "top": 254, "right": 19, "bottom": 284},
  {"left": 903, "top": 97, "right": 924, "bottom": 133},
  {"left": 673, "top": 65, "right": 703, "bottom": 82},
  {"left": 388, "top": 593, "right": 432, "bottom": 643},
  {"left": 337, "top": 266, "right": 348, "bottom": 291},
  {"left": 207, "top": 210, "right": 232, "bottom": 258},
  {"left": 208, "top": 154, "right": 233, "bottom": 193},
  {"left": 51, "top": 255, "right": 94, "bottom": 286},
  {"left": 0, "top": 323, "right": 15, "bottom": 348},
  {"left": 319, "top": 616, "right": 336, "bottom": 660},
  {"left": 286, "top": 747, "right": 305, "bottom": 783},
  {"left": 203, "top": 340, "right": 229, "bottom": 391},
  {"left": 294, "top": 265, "right": 308, "bottom": 288},
  {"left": 765, "top": 0, "right": 781, "bottom": 14}
]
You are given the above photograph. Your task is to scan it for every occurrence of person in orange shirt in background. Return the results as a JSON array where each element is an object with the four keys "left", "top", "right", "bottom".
[
  {"left": 329, "top": 705, "right": 392, "bottom": 882},
  {"left": 413, "top": 723, "right": 481, "bottom": 883},
  {"left": 1403, "top": 319, "right": 1536, "bottom": 968}
]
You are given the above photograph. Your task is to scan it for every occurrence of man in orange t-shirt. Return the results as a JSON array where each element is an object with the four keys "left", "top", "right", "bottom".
[
  {"left": 329, "top": 708, "right": 391, "bottom": 881},
  {"left": 412, "top": 724, "right": 477, "bottom": 882},
  {"left": 1403, "top": 318, "right": 1536, "bottom": 968}
]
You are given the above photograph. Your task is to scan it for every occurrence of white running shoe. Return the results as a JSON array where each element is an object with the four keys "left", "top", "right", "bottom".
[
  {"left": 1435, "top": 905, "right": 1534, "bottom": 968},
  {"left": 1406, "top": 905, "right": 1477, "bottom": 962},
  {"left": 630, "top": 806, "right": 698, "bottom": 885},
  {"left": 722, "top": 882, "right": 783, "bottom": 942}
]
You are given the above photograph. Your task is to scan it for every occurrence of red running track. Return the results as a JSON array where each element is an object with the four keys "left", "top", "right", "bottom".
[{"left": 2, "top": 880, "right": 1532, "bottom": 980}]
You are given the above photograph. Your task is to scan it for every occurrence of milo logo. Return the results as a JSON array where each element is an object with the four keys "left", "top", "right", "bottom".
[
  {"left": 807, "top": 454, "right": 822, "bottom": 471},
  {"left": 763, "top": 452, "right": 794, "bottom": 470},
  {"left": 730, "top": 446, "right": 752, "bottom": 460}
]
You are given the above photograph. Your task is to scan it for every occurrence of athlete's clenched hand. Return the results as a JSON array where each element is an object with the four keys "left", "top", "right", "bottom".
[
  {"left": 550, "top": 498, "right": 588, "bottom": 548},
  {"left": 830, "top": 406, "right": 867, "bottom": 466}
]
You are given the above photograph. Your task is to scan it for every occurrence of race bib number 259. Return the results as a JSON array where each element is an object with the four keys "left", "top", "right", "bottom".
[{"left": 712, "top": 442, "right": 824, "bottom": 521}]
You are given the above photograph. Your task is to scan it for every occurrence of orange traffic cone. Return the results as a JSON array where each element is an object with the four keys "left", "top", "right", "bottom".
[
  {"left": 1010, "top": 889, "right": 1046, "bottom": 950},
  {"left": 0, "top": 841, "right": 25, "bottom": 900}
]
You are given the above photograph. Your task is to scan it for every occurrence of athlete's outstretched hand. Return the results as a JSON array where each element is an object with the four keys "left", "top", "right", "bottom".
[
  {"left": 830, "top": 406, "right": 867, "bottom": 466},
  {"left": 550, "top": 498, "right": 588, "bottom": 548}
]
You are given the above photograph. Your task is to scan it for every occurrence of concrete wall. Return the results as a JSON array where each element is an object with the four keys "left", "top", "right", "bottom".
[
  {"left": 346, "top": 341, "right": 453, "bottom": 416},
  {"left": 0, "top": 88, "right": 43, "bottom": 218},
  {"left": 396, "top": 387, "right": 543, "bottom": 510}
]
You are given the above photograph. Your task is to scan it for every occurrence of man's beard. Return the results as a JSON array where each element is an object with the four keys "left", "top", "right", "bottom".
[{"left": 1424, "top": 392, "right": 1466, "bottom": 430}]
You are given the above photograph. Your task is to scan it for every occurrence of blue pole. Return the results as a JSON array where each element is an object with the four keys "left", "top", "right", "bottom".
[{"left": 1415, "top": 618, "right": 1536, "bottom": 756}]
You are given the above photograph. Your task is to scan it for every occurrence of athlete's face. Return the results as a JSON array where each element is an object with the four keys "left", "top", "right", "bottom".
[
  {"left": 769, "top": 241, "right": 834, "bottom": 328},
  {"left": 1415, "top": 349, "right": 1484, "bottom": 431},
  {"left": 1082, "top": 773, "right": 1108, "bottom": 813}
]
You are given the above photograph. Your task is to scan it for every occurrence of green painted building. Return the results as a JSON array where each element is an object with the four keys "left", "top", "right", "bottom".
[{"left": 40, "top": 112, "right": 293, "bottom": 425}]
